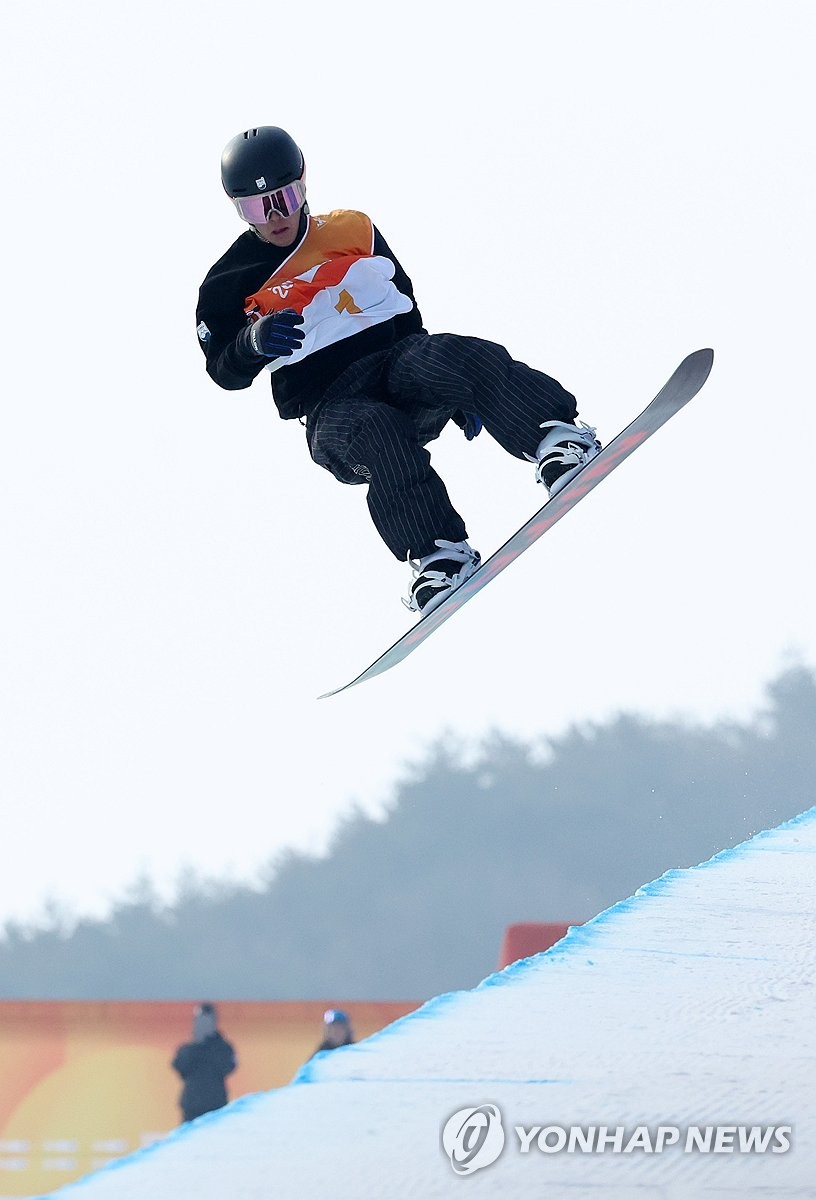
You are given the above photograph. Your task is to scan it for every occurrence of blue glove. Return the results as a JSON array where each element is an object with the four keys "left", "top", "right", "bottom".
[
  {"left": 452, "top": 410, "right": 483, "bottom": 441},
  {"left": 248, "top": 309, "right": 305, "bottom": 359}
]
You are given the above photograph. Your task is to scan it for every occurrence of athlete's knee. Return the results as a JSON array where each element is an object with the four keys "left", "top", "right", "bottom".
[{"left": 348, "top": 405, "right": 413, "bottom": 460}]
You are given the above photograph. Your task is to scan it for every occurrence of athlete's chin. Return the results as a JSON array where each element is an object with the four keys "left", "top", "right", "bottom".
[{"left": 257, "top": 223, "right": 298, "bottom": 245}]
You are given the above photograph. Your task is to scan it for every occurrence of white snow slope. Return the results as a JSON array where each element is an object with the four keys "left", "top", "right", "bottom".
[{"left": 50, "top": 808, "right": 816, "bottom": 1199}]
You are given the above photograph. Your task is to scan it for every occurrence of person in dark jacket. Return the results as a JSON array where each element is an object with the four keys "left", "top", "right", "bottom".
[
  {"left": 311, "top": 1008, "right": 355, "bottom": 1057},
  {"left": 197, "top": 126, "right": 601, "bottom": 615},
  {"left": 171, "top": 1003, "right": 237, "bottom": 1123}
]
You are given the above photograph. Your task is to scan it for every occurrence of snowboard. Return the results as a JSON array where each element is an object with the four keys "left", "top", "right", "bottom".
[{"left": 320, "top": 348, "right": 714, "bottom": 699}]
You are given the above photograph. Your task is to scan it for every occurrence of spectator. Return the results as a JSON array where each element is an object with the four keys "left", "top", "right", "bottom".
[
  {"left": 171, "top": 1003, "right": 237, "bottom": 1123},
  {"left": 312, "top": 1009, "right": 355, "bottom": 1056}
]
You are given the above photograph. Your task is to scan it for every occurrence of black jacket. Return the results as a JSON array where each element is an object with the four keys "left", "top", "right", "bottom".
[
  {"left": 172, "top": 1032, "right": 237, "bottom": 1122},
  {"left": 196, "top": 212, "right": 424, "bottom": 419}
]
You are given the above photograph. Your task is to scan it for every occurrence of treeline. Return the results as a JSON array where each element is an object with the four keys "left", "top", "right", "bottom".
[{"left": 1, "top": 667, "right": 813, "bottom": 1001}]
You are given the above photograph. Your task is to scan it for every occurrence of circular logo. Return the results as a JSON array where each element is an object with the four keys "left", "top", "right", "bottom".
[{"left": 442, "top": 1104, "right": 505, "bottom": 1175}]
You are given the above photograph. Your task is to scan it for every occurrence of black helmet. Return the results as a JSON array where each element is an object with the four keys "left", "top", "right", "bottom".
[{"left": 221, "top": 126, "right": 304, "bottom": 198}]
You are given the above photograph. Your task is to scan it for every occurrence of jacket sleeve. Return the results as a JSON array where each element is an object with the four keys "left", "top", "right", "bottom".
[
  {"left": 220, "top": 1038, "right": 238, "bottom": 1076},
  {"left": 372, "top": 227, "right": 425, "bottom": 338},
  {"left": 196, "top": 283, "right": 268, "bottom": 392},
  {"left": 172, "top": 1042, "right": 198, "bottom": 1078}
]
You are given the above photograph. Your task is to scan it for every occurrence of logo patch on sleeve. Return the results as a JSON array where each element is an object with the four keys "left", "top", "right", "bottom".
[{"left": 196, "top": 321, "right": 211, "bottom": 344}]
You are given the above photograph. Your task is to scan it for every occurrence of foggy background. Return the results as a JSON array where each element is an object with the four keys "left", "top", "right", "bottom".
[
  {"left": 2, "top": 666, "right": 811, "bottom": 999},
  {"left": 1, "top": 1, "right": 813, "bottom": 958}
]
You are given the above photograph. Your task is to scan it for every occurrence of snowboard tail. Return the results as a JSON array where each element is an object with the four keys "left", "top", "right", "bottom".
[{"left": 320, "top": 348, "right": 714, "bottom": 698}]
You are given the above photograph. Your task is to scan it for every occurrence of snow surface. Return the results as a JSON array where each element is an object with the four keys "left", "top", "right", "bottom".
[{"left": 48, "top": 809, "right": 816, "bottom": 1199}]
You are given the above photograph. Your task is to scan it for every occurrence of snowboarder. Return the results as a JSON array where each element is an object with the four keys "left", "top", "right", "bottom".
[{"left": 196, "top": 126, "right": 601, "bottom": 615}]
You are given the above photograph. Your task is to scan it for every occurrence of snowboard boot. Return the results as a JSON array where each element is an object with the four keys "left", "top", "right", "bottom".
[
  {"left": 528, "top": 420, "right": 602, "bottom": 497},
  {"left": 403, "top": 539, "right": 481, "bottom": 616}
]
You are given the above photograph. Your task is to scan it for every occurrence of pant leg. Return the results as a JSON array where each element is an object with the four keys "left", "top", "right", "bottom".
[
  {"left": 307, "top": 393, "right": 467, "bottom": 561},
  {"left": 387, "top": 332, "right": 578, "bottom": 460}
]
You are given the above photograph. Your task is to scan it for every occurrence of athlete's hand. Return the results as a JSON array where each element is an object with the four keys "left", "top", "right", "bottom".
[
  {"left": 248, "top": 309, "right": 305, "bottom": 359},
  {"left": 452, "top": 410, "right": 483, "bottom": 441}
]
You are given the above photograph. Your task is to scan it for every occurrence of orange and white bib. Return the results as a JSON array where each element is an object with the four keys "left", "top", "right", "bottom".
[{"left": 244, "top": 210, "right": 413, "bottom": 372}]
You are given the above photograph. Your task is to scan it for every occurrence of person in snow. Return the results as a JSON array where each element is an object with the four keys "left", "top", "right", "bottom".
[
  {"left": 196, "top": 126, "right": 601, "bottom": 614},
  {"left": 171, "top": 1003, "right": 237, "bottom": 1123}
]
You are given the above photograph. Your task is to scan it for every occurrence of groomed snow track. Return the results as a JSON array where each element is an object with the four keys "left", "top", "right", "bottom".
[{"left": 50, "top": 808, "right": 816, "bottom": 1199}]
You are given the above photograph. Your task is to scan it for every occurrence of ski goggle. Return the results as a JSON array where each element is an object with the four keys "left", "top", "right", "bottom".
[{"left": 231, "top": 179, "right": 307, "bottom": 224}]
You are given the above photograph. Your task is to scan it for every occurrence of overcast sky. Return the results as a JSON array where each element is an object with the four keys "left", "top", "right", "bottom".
[{"left": 1, "top": 0, "right": 813, "bottom": 928}]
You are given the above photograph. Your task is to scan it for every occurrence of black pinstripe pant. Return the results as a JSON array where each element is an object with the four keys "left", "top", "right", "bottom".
[{"left": 306, "top": 332, "right": 578, "bottom": 561}]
